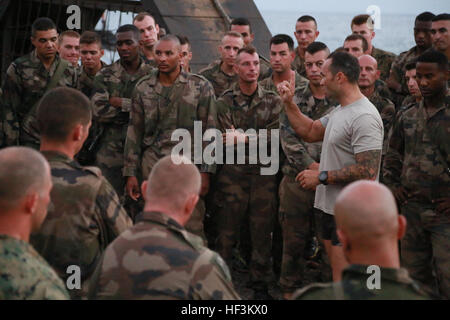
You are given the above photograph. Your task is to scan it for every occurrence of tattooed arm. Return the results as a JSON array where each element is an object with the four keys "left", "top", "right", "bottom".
[
  {"left": 327, "top": 149, "right": 381, "bottom": 184},
  {"left": 297, "top": 149, "right": 381, "bottom": 189}
]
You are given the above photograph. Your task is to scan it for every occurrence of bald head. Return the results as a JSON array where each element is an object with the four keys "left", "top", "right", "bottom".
[
  {"left": 0, "top": 147, "right": 50, "bottom": 211},
  {"left": 145, "top": 155, "right": 201, "bottom": 214},
  {"left": 358, "top": 54, "right": 380, "bottom": 89},
  {"left": 335, "top": 181, "right": 399, "bottom": 246},
  {"left": 358, "top": 54, "right": 378, "bottom": 69}
]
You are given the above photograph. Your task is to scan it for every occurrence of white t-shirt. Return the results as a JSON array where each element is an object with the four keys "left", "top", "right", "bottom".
[{"left": 314, "top": 96, "right": 383, "bottom": 215}]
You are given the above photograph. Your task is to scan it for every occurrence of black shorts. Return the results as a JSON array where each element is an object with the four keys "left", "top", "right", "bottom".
[{"left": 316, "top": 209, "right": 340, "bottom": 246}]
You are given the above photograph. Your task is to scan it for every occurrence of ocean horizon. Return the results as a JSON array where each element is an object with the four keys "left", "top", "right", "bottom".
[{"left": 259, "top": 10, "right": 417, "bottom": 55}]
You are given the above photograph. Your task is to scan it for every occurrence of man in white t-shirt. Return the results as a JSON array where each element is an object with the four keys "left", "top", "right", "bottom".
[{"left": 277, "top": 51, "right": 383, "bottom": 281}]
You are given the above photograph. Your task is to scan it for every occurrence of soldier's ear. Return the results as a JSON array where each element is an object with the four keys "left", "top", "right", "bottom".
[
  {"left": 23, "top": 192, "right": 39, "bottom": 216},
  {"left": 141, "top": 181, "right": 148, "bottom": 197},
  {"left": 397, "top": 215, "right": 407, "bottom": 240},
  {"left": 375, "top": 70, "right": 381, "bottom": 80},
  {"left": 336, "top": 229, "right": 348, "bottom": 252},
  {"left": 72, "top": 124, "right": 84, "bottom": 142},
  {"left": 184, "top": 194, "right": 199, "bottom": 218}
]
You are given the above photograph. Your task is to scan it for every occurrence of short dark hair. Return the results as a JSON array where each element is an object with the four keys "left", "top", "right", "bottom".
[
  {"left": 417, "top": 48, "right": 448, "bottom": 70},
  {"left": 116, "top": 24, "right": 140, "bottom": 41},
  {"left": 351, "top": 14, "right": 374, "bottom": 30},
  {"left": 176, "top": 35, "right": 191, "bottom": 49},
  {"left": 405, "top": 58, "right": 418, "bottom": 71},
  {"left": 37, "top": 87, "right": 91, "bottom": 142},
  {"left": 159, "top": 34, "right": 181, "bottom": 47},
  {"left": 415, "top": 12, "right": 435, "bottom": 23},
  {"left": 80, "top": 31, "right": 102, "bottom": 47},
  {"left": 297, "top": 15, "right": 317, "bottom": 28},
  {"left": 236, "top": 45, "right": 257, "bottom": 63},
  {"left": 344, "top": 34, "right": 368, "bottom": 52},
  {"left": 432, "top": 13, "right": 450, "bottom": 22},
  {"left": 305, "top": 41, "right": 329, "bottom": 55},
  {"left": 31, "top": 17, "right": 57, "bottom": 37},
  {"left": 327, "top": 51, "right": 360, "bottom": 84},
  {"left": 231, "top": 17, "right": 252, "bottom": 33},
  {"left": 270, "top": 34, "right": 294, "bottom": 51}
]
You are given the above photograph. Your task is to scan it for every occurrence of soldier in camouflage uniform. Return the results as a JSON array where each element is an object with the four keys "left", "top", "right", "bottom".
[
  {"left": 278, "top": 42, "right": 335, "bottom": 298},
  {"left": 77, "top": 31, "right": 106, "bottom": 98},
  {"left": 399, "top": 61, "right": 423, "bottom": 111},
  {"left": 91, "top": 25, "right": 154, "bottom": 196},
  {"left": 387, "top": 12, "right": 434, "bottom": 105},
  {"left": 259, "top": 33, "right": 308, "bottom": 284},
  {"left": 351, "top": 14, "right": 396, "bottom": 81},
  {"left": 259, "top": 34, "right": 309, "bottom": 93},
  {"left": 292, "top": 15, "right": 320, "bottom": 77},
  {"left": 230, "top": 18, "right": 272, "bottom": 80},
  {"left": 30, "top": 88, "right": 132, "bottom": 300},
  {"left": 133, "top": 12, "right": 160, "bottom": 68},
  {"left": 383, "top": 50, "right": 450, "bottom": 299},
  {"left": 214, "top": 46, "right": 282, "bottom": 300},
  {"left": 199, "top": 31, "right": 244, "bottom": 97},
  {"left": 124, "top": 35, "right": 216, "bottom": 241},
  {"left": 1, "top": 18, "right": 78, "bottom": 149},
  {"left": 0, "top": 147, "right": 69, "bottom": 300},
  {"left": 293, "top": 181, "right": 430, "bottom": 300},
  {"left": 75, "top": 31, "right": 106, "bottom": 166},
  {"left": 358, "top": 55, "right": 395, "bottom": 166},
  {"left": 89, "top": 155, "right": 240, "bottom": 300}
]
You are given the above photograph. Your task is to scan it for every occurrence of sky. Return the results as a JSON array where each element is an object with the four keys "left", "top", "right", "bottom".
[{"left": 253, "top": 0, "right": 448, "bottom": 15}]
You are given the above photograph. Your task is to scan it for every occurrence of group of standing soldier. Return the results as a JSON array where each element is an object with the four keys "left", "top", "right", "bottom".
[{"left": 0, "top": 9, "right": 449, "bottom": 301}]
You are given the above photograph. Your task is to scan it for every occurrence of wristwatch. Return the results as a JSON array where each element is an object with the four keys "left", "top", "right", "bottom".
[{"left": 319, "top": 171, "right": 328, "bottom": 185}]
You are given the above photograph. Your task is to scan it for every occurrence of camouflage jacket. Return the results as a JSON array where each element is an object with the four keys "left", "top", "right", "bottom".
[
  {"left": 199, "top": 59, "right": 238, "bottom": 98},
  {"left": 91, "top": 58, "right": 153, "bottom": 160},
  {"left": 371, "top": 46, "right": 396, "bottom": 81},
  {"left": 77, "top": 61, "right": 107, "bottom": 98},
  {"left": 281, "top": 85, "right": 336, "bottom": 177},
  {"left": 383, "top": 94, "right": 450, "bottom": 215},
  {"left": 30, "top": 151, "right": 132, "bottom": 299},
  {"left": 367, "top": 88, "right": 396, "bottom": 155},
  {"left": 258, "top": 71, "right": 309, "bottom": 94},
  {"left": 92, "top": 57, "right": 153, "bottom": 126},
  {"left": 123, "top": 69, "right": 217, "bottom": 178},
  {"left": 389, "top": 46, "right": 422, "bottom": 96},
  {"left": 1, "top": 50, "right": 78, "bottom": 146},
  {"left": 292, "top": 264, "right": 430, "bottom": 300},
  {"left": 88, "top": 210, "right": 240, "bottom": 300},
  {"left": 0, "top": 235, "right": 69, "bottom": 300},
  {"left": 292, "top": 48, "right": 306, "bottom": 77},
  {"left": 216, "top": 83, "right": 282, "bottom": 172}
]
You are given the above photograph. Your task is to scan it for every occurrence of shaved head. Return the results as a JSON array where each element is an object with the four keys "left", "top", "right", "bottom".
[
  {"left": 145, "top": 155, "right": 201, "bottom": 213},
  {"left": 0, "top": 147, "right": 51, "bottom": 211},
  {"left": 155, "top": 34, "right": 181, "bottom": 52},
  {"left": 358, "top": 54, "right": 378, "bottom": 69},
  {"left": 335, "top": 181, "right": 399, "bottom": 247}
]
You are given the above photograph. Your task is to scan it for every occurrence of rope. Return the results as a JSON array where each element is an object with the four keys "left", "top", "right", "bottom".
[{"left": 211, "top": 0, "right": 231, "bottom": 28}]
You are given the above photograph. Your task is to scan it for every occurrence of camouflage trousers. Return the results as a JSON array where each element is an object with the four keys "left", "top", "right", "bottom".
[
  {"left": 214, "top": 165, "right": 277, "bottom": 289},
  {"left": 278, "top": 175, "right": 315, "bottom": 293},
  {"left": 400, "top": 201, "right": 450, "bottom": 299},
  {"left": 95, "top": 125, "right": 127, "bottom": 197}
]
